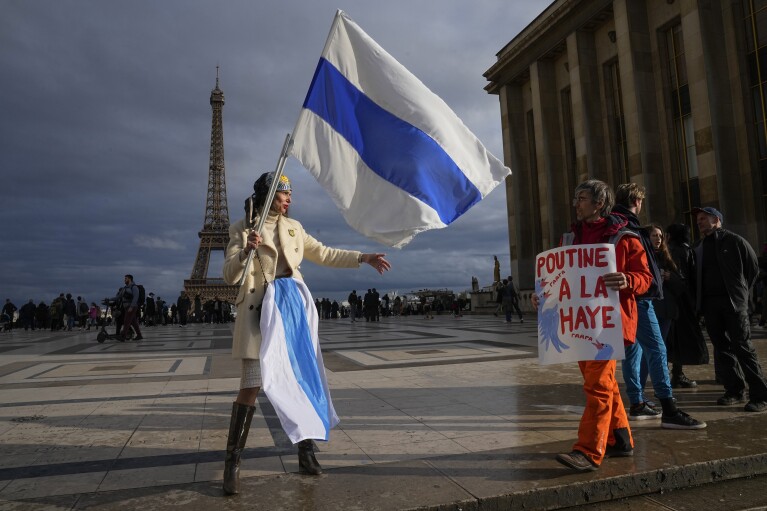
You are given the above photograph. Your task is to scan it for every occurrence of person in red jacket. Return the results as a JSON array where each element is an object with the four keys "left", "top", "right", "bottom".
[{"left": 533, "top": 179, "right": 652, "bottom": 472}]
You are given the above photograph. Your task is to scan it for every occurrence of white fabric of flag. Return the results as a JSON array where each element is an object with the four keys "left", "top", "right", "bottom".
[
  {"left": 291, "top": 10, "right": 511, "bottom": 248},
  {"left": 259, "top": 277, "right": 339, "bottom": 443}
]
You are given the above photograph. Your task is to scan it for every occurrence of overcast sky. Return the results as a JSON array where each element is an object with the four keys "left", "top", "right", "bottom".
[{"left": 1, "top": 0, "right": 544, "bottom": 307}]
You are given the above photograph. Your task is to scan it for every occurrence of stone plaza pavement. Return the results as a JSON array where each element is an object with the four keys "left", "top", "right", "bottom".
[{"left": 0, "top": 315, "right": 766, "bottom": 510}]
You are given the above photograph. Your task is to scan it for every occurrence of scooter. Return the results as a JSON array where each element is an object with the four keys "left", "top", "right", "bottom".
[{"left": 96, "top": 299, "right": 134, "bottom": 343}]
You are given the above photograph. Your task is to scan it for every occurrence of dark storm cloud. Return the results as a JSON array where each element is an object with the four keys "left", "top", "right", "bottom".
[{"left": 0, "top": 0, "right": 541, "bottom": 306}]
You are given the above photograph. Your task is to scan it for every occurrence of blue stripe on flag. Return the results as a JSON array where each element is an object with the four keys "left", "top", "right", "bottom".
[
  {"left": 303, "top": 58, "right": 482, "bottom": 225},
  {"left": 273, "top": 278, "right": 330, "bottom": 437}
]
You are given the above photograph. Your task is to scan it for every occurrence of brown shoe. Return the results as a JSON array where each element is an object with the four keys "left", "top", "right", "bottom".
[{"left": 556, "top": 451, "right": 598, "bottom": 472}]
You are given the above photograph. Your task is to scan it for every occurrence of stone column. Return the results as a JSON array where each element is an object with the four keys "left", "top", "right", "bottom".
[
  {"left": 693, "top": 0, "right": 755, "bottom": 235},
  {"left": 567, "top": 30, "right": 608, "bottom": 183},
  {"left": 530, "top": 60, "right": 568, "bottom": 246},
  {"left": 500, "top": 83, "right": 540, "bottom": 290},
  {"left": 613, "top": 0, "right": 667, "bottom": 220}
]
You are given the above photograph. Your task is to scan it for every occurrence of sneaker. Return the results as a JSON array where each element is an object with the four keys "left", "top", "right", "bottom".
[
  {"left": 661, "top": 410, "right": 706, "bottom": 430},
  {"left": 556, "top": 451, "right": 598, "bottom": 472},
  {"left": 745, "top": 401, "right": 767, "bottom": 412},
  {"left": 134, "top": 335, "right": 144, "bottom": 341},
  {"left": 604, "top": 445, "right": 634, "bottom": 458},
  {"left": 717, "top": 393, "right": 746, "bottom": 406},
  {"left": 671, "top": 374, "right": 698, "bottom": 388},
  {"left": 629, "top": 402, "right": 661, "bottom": 420}
]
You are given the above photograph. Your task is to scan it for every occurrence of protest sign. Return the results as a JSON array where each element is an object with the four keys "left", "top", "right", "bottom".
[{"left": 534, "top": 243, "right": 625, "bottom": 365}]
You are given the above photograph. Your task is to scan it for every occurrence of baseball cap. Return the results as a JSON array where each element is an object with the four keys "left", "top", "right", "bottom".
[{"left": 691, "top": 206, "right": 723, "bottom": 223}]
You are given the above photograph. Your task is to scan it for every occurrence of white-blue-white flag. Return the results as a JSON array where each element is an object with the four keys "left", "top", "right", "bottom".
[
  {"left": 259, "top": 278, "right": 339, "bottom": 443},
  {"left": 291, "top": 10, "right": 511, "bottom": 248}
]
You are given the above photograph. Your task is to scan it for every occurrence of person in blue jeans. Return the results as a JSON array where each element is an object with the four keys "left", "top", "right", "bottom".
[{"left": 614, "top": 183, "right": 706, "bottom": 430}]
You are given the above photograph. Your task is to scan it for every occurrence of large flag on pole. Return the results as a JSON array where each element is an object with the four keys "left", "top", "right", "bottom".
[{"left": 291, "top": 10, "right": 511, "bottom": 248}]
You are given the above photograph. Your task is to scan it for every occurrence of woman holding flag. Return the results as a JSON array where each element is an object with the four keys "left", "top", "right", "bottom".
[{"left": 221, "top": 171, "right": 390, "bottom": 495}]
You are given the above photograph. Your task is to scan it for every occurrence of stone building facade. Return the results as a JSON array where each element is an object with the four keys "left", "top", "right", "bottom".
[{"left": 485, "top": 0, "right": 767, "bottom": 289}]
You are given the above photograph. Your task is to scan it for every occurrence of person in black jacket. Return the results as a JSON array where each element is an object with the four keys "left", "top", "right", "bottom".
[
  {"left": 665, "top": 223, "right": 709, "bottom": 386},
  {"left": 693, "top": 206, "right": 767, "bottom": 412}
]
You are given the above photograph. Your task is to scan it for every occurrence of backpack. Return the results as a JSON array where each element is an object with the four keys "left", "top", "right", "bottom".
[
  {"left": 78, "top": 301, "right": 89, "bottom": 315},
  {"left": 136, "top": 284, "right": 146, "bottom": 305},
  {"left": 562, "top": 227, "right": 663, "bottom": 299}
]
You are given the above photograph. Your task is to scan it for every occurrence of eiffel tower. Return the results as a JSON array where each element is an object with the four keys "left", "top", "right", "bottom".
[{"left": 184, "top": 68, "right": 238, "bottom": 304}]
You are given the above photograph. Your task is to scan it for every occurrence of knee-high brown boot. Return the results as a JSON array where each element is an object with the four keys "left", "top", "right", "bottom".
[
  {"left": 223, "top": 402, "right": 256, "bottom": 495},
  {"left": 297, "top": 439, "right": 322, "bottom": 475}
]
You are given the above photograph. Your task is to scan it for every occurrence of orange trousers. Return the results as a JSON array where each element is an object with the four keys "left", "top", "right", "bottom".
[{"left": 573, "top": 360, "right": 633, "bottom": 466}]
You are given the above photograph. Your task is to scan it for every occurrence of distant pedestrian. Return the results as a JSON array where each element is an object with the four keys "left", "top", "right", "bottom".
[
  {"left": 36, "top": 302, "right": 49, "bottom": 330},
  {"left": 19, "top": 300, "right": 35, "bottom": 330},
  {"left": 88, "top": 303, "right": 100, "bottom": 330},
  {"left": 194, "top": 294, "right": 202, "bottom": 322},
  {"left": 506, "top": 276, "right": 524, "bottom": 323},
  {"left": 64, "top": 294, "right": 77, "bottom": 331},
  {"left": 348, "top": 290, "right": 358, "bottom": 322},
  {"left": 113, "top": 275, "right": 143, "bottom": 342},
  {"left": 493, "top": 281, "right": 503, "bottom": 317},
  {"left": 49, "top": 294, "right": 64, "bottom": 331},
  {"left": 77, "top": 296, "right": 89, "bottom": 330},
  {"left": 145, "top": 293, "right": 156, "bottom": 326},
  {"left": 177, "top": 291, "right": 191, "bottom": 326}
]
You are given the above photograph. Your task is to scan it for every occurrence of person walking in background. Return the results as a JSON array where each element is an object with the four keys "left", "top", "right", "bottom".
[
  {"left": 372, "top": 288, "right": 380, "bottom": 321},
  {"left": 49, "top": 294, "right": 64, "bottom": 331},
  {"left": 18, "top": 300, "right": 35, "bottom": 331},
  {"left": 114, "top": 275, "right": 143, "bottom": 342},
  {"left": 693, "top": 206, "right": 767, "bottom": 412},
  {"left": 493, "top": 280, "right": 504, "bottom": 317},
  {"left": 533, "top": 179, "right": 652, "bottom": 472},
  {"left": 144, "top": 293, "right": 156, "bottom": 326},
  {"left": 177, "top": 291, "right": 191, "bottom": 327},
  {"left": 77, "top": 296, "right": 89, "bottom": 331},
  {"left": 2, "top": 300, "right": 17, "bottom": 329},
  {"left": 501, "top": 279, "right": 513, "bottom": 323},
  {"left": 36, "top": 301, "right": 49, "bottom": 330},
  {"left": 88, "top": 302, "right": 100, "bottom": 330},
  {"left": 363, "top": 289, "right": 373, "bottom": 322},
  {"left": 348, "top": 290, "right": 358, "bottom": 322},
  {"left": 506, "top": 275, "right": 524, "bottom": 323},
  {"left": 213, "top": 296, "right": 223, "bottom": 323},
  {"left": 63, "top": 294, "right": 77, "bottom": 331},
  {"left": 155, "top": 296, "right": 166, "bottom": 325},
  {"left": 194, "top": 294, "right": 202, "bottom": 323}
]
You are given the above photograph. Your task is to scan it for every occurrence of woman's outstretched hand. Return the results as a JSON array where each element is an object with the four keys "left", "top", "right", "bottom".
[{"left": 361, "top": 253, "right": 392, "bottom": 275}]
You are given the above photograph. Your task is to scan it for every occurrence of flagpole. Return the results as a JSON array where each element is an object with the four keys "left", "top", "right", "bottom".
[
  {"left": 238, "top": 133, "right": 293, "bottom": 288},
  {"left": 289, "top": 9, "right": 345, "bottom": 140},
  {"left": 243, "top": 10, "right": 345, "bottom": 289}
]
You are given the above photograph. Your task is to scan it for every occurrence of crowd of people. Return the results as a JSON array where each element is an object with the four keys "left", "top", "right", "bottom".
[
  {"left": 2, "top": 294, "right": 100, "bottom": 332},
  {"left": 1, "top": 282, "right": 235, "bottom": 335}
]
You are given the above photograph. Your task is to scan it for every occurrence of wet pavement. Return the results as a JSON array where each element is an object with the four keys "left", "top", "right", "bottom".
[{"left": 0, "top": 314, "right": 766, "bottom": 510}]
